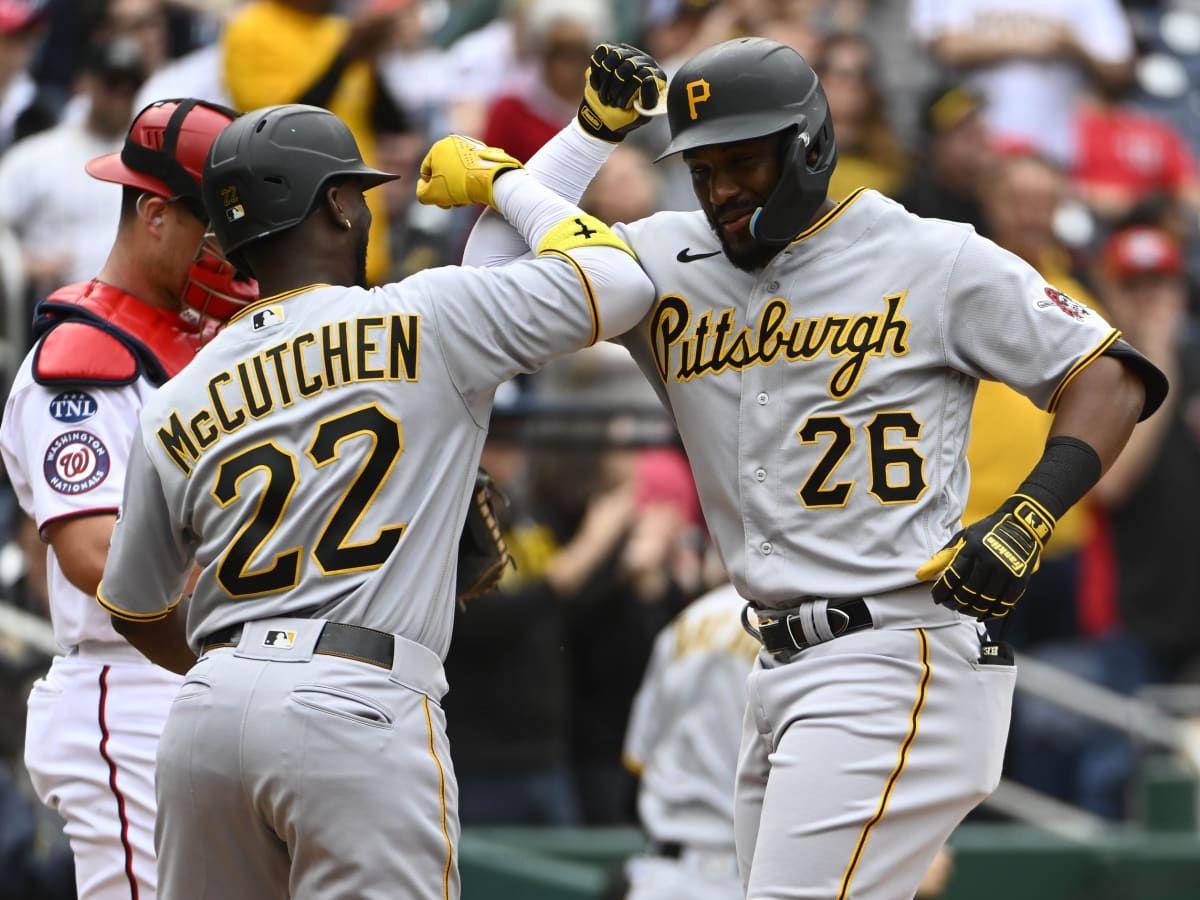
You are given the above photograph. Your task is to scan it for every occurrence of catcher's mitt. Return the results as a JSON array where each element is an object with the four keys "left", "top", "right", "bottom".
[{"left": 456, "top": 467, "right": 513, "bottom": 607}]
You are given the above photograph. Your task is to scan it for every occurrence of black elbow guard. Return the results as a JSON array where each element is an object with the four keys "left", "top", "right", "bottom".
[{"left": 1103, "top": 338, "right": 1168, "bottom": 421}]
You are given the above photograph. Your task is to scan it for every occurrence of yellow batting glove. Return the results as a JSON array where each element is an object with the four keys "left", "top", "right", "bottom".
[{"left": 415, "top": 135, "right": 522, "bottom": 210}]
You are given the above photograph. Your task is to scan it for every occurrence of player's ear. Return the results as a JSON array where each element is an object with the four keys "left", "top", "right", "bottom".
[
  {"left": 136, "top": 193, "right": 171, "bottom": 238},
  {"left": 322, "top": 184, "right": 353, "bottom": 232}
]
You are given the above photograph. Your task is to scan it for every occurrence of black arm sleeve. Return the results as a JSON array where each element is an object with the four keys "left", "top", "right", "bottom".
[{"left": 1103, "top": 338, "right": 1169, "bottom": 421}]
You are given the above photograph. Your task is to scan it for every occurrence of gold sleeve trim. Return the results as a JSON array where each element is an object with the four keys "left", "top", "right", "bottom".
[
  {"left": 542, "top": 248, "right": 601, "bottom": 347},
  {"left": 96, "top": 584, "right": 182, "bottom": 623},
  {"left": 1046, "top": 328, "right": 1121, "bottom": 413},
  {"left": 837, "top": 628, "right": 931, "bottom": 899}
]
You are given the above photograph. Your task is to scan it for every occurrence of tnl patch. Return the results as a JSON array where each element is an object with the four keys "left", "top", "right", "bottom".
[
  {"left": 263, "top": 630, "right": 297, "bottom": 649},
  {"left": 43, "top": 431, "right": 110, "bottom": 494},
  {"left": 49, "top": 390, "right": 98, "bottom": 423}
]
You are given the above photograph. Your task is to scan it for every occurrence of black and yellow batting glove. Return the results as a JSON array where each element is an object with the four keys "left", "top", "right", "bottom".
[
  {"left": 916, "top": 494, "right": 1056, "bottom": 620},
  {"left": 577, "top": 43, "right": 667, "bottom": 142}
]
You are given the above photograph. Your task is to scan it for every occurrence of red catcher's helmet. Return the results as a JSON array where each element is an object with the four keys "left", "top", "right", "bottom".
[{"left": 86, "top": 98, "right": 237, "bottom": 219}]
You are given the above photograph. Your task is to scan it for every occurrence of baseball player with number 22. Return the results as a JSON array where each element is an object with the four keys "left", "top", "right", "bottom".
[
  {"left": 95, "top": 103, "right": 652, "bottom": 899},
  {"left": 464, "top": 38, "right": 1168, "bottom": 900}
]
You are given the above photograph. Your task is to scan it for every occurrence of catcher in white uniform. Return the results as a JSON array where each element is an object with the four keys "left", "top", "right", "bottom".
[
  {"left": 95, "top": 104, "right": 652, "bottom": 900},
  {"left": 0, "top": 99, "right": 253, "bottom": 900},
  {"left": 461, "top": 39, "right": 1167, "bottom": 900}
]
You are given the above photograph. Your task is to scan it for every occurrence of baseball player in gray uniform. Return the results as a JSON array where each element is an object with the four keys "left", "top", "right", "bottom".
[
  {"left": 464, "top": 39, "right": 1167, "bottom": 900},
  {"left": 94, "top": 103, "right": 653, "bottom": 900},
  {"left": 623, "top": 582, "right": 757, "bottom": 899}
]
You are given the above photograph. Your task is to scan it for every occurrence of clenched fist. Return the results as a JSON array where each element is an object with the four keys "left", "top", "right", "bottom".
[{"left": 415, "top": 135, "right": 522, "bottom": 210}]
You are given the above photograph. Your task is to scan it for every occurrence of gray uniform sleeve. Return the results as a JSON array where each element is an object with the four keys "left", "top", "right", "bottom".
[
  {"left": 415, "top": 244, "right": 653, "bottom": 401},
  {"left": 942, "top": 231, "right": 1118, "bottom": 411},
  {"left": 96, "top": 432, "right": 193, "bottom": 622}
]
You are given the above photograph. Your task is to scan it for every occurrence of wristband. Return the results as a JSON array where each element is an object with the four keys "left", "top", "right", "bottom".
[{"left": 1014, "top": 436, "right": 1103, "bottom": 520}]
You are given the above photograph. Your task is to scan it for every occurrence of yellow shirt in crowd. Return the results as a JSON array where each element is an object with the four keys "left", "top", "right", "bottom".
[{"left": 223, "top": 1, "right": 391, "bottom": 284}]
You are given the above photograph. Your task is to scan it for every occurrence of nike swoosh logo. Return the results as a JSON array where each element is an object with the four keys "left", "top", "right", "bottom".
[{"left": 676, "top": 248, "right": 721, "bottom": 263}]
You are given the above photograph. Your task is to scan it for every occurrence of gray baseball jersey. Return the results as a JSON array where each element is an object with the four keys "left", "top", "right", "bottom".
[
  {"left": 611, "top": 189, "right": 1117, "bottom": 609},
  {"left": 99, "top": 250, "right": 651, "bottom": 660},
  {"left": 624, "top": 582, "right": 757, "bottom": 849}
]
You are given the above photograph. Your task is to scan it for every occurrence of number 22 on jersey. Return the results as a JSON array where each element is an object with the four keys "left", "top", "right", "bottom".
[{"left": 212, "top": 402, "right": 403, "bottom": 598}]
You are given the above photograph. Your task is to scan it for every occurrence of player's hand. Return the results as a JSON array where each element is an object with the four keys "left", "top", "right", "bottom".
[
  {"left": 915, "top": 494, "right": 1056, "bottom": 620},
  {"left": 416, "top": 135, "right": 522, "bottom": 210},
  {"left": 577, "top": 43, "right": 667, "bottom": 143}
]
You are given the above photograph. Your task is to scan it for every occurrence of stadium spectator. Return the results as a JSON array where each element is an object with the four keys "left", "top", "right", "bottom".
[
  {"left": 0, "top": 1, "right": 52, "bottom": 153},
  {"left": 816, "top": 32, "right": 910, "bottom": 200},
  {"left": 481, "top": 0, "right": 610, "bottom": 163},
  {"left": 896, "top": 81, "right": 996, "bottom": 232},
  {"left": 1092, "top": 225, "right": 1200, "bottom": 682},
  {"left": 581, "top": 143, "right": 659, "bottom": 230},
  {"left": 0, "top": 39, "right": 147, "bottom": 315},
  {"left": 911, "top": 0, "right": 1135, "bottom": 165},
  {"left": 1073, "top": 79, "right": 1200, "bottom": 227},
  {"left": 222, "top": 0, "right": 409, "bottom": 283}
]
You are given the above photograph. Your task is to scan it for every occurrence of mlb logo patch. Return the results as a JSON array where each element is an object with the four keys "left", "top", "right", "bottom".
[
  {"left": 226, "top": 204, "right": 245, "bottom": 222},
  {"left": 263, "top": 630, "right": 297, "bottom": 649},
  {"left": 252, "top": 306, "right": 284, "bottom": 331}
]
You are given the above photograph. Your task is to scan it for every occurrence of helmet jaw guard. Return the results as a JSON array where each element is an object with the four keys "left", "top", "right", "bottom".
[
  {"left": 749, "top": 112, "right": 838, "bottom": 244},
  {"left": 181, "top": 235, "right": 259, "bottom": 324},
  {"left": 658, "top": 37, "right": 838, "bottom": 244}
]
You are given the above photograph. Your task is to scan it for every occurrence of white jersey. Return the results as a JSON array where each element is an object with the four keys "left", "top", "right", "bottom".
[
  {"left": 610, "top": 189, "right": 1118, "bottom": 609},
  {"left": 0, "top": 353, "right": 155, "bottom": 650},
  {"left": 624, "top": 583, "right": 757, "bottom": 847},
  {"left": 100, "top": 246, "right": 652, "bottom": 658}
]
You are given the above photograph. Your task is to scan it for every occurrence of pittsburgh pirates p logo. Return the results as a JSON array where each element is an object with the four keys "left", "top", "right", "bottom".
[{"left": 686, "top": 79, "right": 711, "bottom": 120}]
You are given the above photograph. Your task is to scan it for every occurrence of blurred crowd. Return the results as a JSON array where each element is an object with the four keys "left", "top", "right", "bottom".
[{"left": 0, "top": 0, "right": 1198, "bottom": 894}]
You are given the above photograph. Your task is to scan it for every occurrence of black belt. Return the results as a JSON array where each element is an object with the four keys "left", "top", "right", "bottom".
[
  {"left": 202, "top": 621, "right": 395, "bottom": 670},
  {"left": 650, "top": 841, "right": 683, "bottom": 859},
  {"left": 745, "top": 597, "right": 873, "bottom": 659}
]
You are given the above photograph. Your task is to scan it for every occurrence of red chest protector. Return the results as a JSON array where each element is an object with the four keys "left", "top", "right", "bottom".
[{"left": 32, "top": 280, "right": 217, "bottom": 388}]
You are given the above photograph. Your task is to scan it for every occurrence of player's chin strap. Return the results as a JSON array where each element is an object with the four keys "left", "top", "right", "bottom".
[{"left": 181, "top": 233, "right": 259, "bottom": 326}]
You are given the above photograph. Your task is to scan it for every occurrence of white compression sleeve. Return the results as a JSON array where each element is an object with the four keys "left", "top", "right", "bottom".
[
  {"left": 525, "top": 121, "right": 616, "bottom": 204},
  {"left": 462, "top": 123, "right": 615, "bottom": 268},
  {"left": 490, "top": 170, "right": 586, "bottom": 252}
]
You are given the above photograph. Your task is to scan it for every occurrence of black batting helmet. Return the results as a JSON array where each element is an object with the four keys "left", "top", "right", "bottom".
[
  {"left": 656, "top": 37, "right": 837, "bottom": 243},
  {"left": 203, "top": 104, "right": 399, "bottom": 266}
]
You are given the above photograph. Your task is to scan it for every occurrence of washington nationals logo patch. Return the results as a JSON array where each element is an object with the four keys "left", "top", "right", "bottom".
[
  {"left": 1037, "top": 286, "right": 1090, "bottom": 320},
  {"left": 44, "top": 430, "right": 110, "bottom": 494}
]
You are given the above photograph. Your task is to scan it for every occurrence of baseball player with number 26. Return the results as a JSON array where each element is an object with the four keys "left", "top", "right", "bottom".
[
  {"left": 95, "top": 103, "right": 652, "bottom": 899},
  {"left": 465, "top": 39, "right": 1168, "bottom": 900}
]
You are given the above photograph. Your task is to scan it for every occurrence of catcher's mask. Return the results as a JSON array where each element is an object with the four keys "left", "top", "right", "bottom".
[
  {"left": 182, "top": 234, "right": 259, "bottom": 324},
  {"left": 656, "top": 37, "right": 837, "bottom": 243},
  {"left": 202, "top": 104, "right": 399, "bottom": 271}
]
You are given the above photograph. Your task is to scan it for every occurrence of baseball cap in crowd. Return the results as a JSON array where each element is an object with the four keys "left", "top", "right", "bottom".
[
  {"left": 84, "top": 37, "right": 149, "bottom": 90},
  {"left": 921, "top": 82, "right": 985, "bottom": 137},
  {"left": 643, "top": 0, "right": 719, "bottom": 28},
  {"left": 1102, "top": 226, "right": 1183, "bottom": 281},
  {"left": 0, "top": 0, "right": 42, "bottom": 34}
]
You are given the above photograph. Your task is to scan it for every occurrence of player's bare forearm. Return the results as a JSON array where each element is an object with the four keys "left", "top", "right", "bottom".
[
  {"left": 1049, "top": 355, "right": 1145, "bottom": 472},
  {"left": 110, "top": 606, "right": 197, "bottom": 676},
  {"left": 44, "top": 513, "right": 117, "bottom": 596}
]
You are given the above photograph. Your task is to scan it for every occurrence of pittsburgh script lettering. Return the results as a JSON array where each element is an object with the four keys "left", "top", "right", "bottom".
[{"left": 650, "top": 293, "right": 910, "bottom": 398}]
